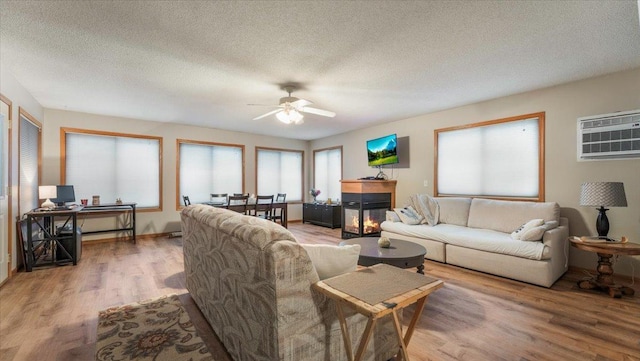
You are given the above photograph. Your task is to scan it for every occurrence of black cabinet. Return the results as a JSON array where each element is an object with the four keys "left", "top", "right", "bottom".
[{"left": 303, "top": 203, "right": 342, "bottom": 228}]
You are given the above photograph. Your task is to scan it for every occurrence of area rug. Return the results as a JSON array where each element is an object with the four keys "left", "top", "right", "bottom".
[{"left": 96, "top": 294, "right": 213, "bottom": 361}]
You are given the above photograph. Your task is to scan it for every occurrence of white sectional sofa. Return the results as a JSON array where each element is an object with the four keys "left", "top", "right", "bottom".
[{"left": 381, "top": 196, "right": 569, "bottom": 287}]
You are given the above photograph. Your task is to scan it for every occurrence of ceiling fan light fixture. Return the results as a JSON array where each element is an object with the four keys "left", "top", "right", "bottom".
[{"left": 276, "top": 108, "right": 304, "bottom": 124}]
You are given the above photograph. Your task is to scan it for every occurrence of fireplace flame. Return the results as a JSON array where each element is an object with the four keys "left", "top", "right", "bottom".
[{"left": 350, "top": 215, "right": 380, "bottom": 234}]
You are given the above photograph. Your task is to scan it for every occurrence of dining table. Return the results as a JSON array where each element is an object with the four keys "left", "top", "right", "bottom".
[{"left": 204, "top": 200, "right": 288, "bottom": 228}]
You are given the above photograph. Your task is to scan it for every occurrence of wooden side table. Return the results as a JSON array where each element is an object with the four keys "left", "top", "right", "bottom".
[
  {"left": 569, "top": 237, "right": 640, "bottom": 298},
  {"left": 313, "top": 263, "right": 443, "bottom": 361}
]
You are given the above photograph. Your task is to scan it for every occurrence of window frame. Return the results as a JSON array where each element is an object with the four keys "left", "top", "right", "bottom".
[
  {"left": 60, "top": 127, "right": 163, "bottom": 212},
  {"left": 434, "top": 112, "right": 545, "bottom": 202},
  {"left": 312, "top": 146, "right": 343, "bottom": 202},
  {"left": 175, "top": 139, "right": 245, "bottom": 209},
  {"left": 255, "top": 146, "right": 304, "bottom": 203}
]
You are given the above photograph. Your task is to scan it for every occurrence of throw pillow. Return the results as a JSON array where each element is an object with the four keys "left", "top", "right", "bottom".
[
  {"left": 394, "top": 206, "right": 424, "bottom": 225},
  {"left": 511, "top": 219, "right": 544, "bottom": 240},
  {"left": 386, "top": 211, "right": 401, "bottom": 222},
  {"left": 520, "top": 220, "right": 560, "bottom": 242},
  {"left": 300, "top": 243, "right": 361, "bottom": 280}
]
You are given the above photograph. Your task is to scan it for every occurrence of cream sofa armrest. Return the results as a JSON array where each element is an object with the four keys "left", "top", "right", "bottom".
[{"left": 542, "top": 221, "right": 569, "bottom": 247}]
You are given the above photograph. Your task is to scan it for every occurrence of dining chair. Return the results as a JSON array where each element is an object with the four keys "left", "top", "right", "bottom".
[
  {"left": 227, "top": 195, "right": 249, "bottom": 214},
  {"left": 210, "top": 193, "right": 228, "bottom": 204},
  {"left": 182, "top": 195, "right": 191, "bottom": 206},
  {"left": 251, "top": 195, "right": 274, "bottom": 219},
  {"left": 270, "top": 193, "right": 286, "bottom": 225},
  {"left": 233, "top": 193, "right": 250, "bottom": 197}
]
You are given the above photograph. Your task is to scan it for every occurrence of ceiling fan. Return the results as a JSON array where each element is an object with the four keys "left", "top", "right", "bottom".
[{"left": 251, "top": 85, "right": 336, "bottom": 124}]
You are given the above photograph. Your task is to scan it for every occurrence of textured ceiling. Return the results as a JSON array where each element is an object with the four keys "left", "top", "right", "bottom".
[{"left": 1, "top": 1, "right": 640, "bottom": 140}]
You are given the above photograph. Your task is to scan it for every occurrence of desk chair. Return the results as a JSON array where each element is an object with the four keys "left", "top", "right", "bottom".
[
  {"left": 227, "top": 195, "right": 249, "bottom": 214},
  {"left": 271, "top": 193, "right": 286, "bottom": 225},
  {"left": 251, "top": 195, "right": 274, "bottom": 219},
  {"left": 210, "top": 193, "right": 228, "bottom": 204},
  {"left": 183, "top": 195, "right": 191, "bottom": 206}
]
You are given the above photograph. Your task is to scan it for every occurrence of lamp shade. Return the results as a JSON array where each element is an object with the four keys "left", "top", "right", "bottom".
[
  {"left": 39, "top": 185, "right": 57, "bottom": 209},
  {"left": 38, "top": 185, "right": 57, "bottom": 200},
  {"left": 579, "top": 182, "right": 627, "bottom": 207}
]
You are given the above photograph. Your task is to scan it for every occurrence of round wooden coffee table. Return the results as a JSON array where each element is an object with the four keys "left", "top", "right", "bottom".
[
  {"left": 570, "top": 237, "right": 640, "bottom": 298},
  {"left": 340, "top": 237, "right": 427, "bottom": 274}
]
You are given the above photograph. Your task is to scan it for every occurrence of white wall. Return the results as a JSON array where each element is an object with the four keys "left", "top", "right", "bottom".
[
  {"left": 43, "top": 109, "right": 309, "bottom": 240},
  {"left": 0, "top": 66, "right": 44, "bottom": 272},
  {"left": 311, "top": 67, "right": 640, "bottom": 277}
]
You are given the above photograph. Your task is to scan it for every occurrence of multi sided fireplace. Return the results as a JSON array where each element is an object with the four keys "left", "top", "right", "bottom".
[
  {"left": 341, "top": 192, "right": 391, "bottom": 238},
  {"left": 340, "top": 179, "right": 397, "bottom": 239}
]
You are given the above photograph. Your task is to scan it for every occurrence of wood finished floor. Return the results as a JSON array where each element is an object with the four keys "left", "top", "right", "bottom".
[{"left": 1, "top": 222, "right": 639, "bottom": 361}]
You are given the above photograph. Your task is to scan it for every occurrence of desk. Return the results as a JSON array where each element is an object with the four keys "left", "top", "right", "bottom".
[
  {"left": 314, "top": 264, "right": 443, "bottom": 361},
  {"left": 207, "top": 201, "right": 288, "bottom": 228},
  {"left": 79, "top": 203, "right": 136, "bottom": 243},
  {"left": 24, "top": 207, "right": 83, "bottom": 272}
]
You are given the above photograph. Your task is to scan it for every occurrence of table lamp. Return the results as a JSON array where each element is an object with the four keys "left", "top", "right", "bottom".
[
  {"left": 39, "top": 185, "right": 57, "bottom": 209},
  {"left": 579, "top": 182, "right": 627, "bottom": 239}
]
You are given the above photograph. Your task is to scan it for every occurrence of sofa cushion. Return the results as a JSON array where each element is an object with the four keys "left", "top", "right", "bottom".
[
  {"left": 467, "top": 198, "right": 560, "bottom": 233},
  {"left": 380, "top": 222, "right": 549, "bottom": 260},
  {"left": 300, "top": 243, "right": 361, "bottom": 280},
  {"left": 435, "top": 197, "right": 471, "bottom": 226}
]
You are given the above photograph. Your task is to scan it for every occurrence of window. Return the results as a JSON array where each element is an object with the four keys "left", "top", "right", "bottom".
[
  {"left": 0, "top": 95, "right": 11, "bottom": 199},
  {"left": 256, "top": 147, "right": 303, "bottom": 202},
  {"left": 62, "top": 128, "right": 162, "bottom": 209},
  {"left": 177, "top": 140, "right": 244, "bottom": 205},
  {"left": 313, "top": 146, "right": 342, "bottom": 202},
  {"left": 435, "top": 112, "right": 545, "bottom": 201},
  {"left": 19, "top": 108, "right": 41, "bottom": 214}
]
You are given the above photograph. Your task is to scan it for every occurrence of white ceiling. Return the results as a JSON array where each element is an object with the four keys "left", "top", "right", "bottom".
[{"left": 1, "top": 1, "right": 639, "bottom": 140}]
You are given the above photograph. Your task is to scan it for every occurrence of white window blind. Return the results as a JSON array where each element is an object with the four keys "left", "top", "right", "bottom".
[
  {"left": 437, "top": 116, "right": 542, "bottom": 199},
  {"left": 0, "top": 114, "right": 4, "bottom": 198},
  {"left": 257, "top": 148, "right": 302, "bottom": 202},
  {"left": 179, "top": 142, "right": 243, "bottom": 204},
  {"left": 19, "top": 116, "right": 40, "bottom": 212},
  {"left": 65, "top": 132, "right": 161, "bottom": 208},
  {"left": 314, "top": 147, "right": 342, "bottom": 201}
]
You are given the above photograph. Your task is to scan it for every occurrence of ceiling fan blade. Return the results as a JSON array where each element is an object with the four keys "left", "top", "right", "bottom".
[
  {"left": 291, "top": 98, "right": 312, "bottom": 108},
  {"left": 253, "top": 109, "right": 282, "bottom": 120},
  {"left": 301, "top": 107, "right": 336, "bottom": 118}
]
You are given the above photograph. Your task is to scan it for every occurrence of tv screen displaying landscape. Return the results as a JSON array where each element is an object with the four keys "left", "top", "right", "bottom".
[{"left": 367, "top": 133, "right": 398, "bottom": 166}]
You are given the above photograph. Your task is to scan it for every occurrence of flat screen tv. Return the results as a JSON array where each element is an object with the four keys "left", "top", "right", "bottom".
[
  {"left": 51, "top": 185, "right": 76, "bottom": 206},
  {"left": 367, "top": 133, "right": 398, "bottom": 167}
]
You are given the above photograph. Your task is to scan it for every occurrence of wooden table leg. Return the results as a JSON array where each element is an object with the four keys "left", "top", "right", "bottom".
[
  {"left": 577, "top": 253, "right": 635, "bottom": 298},
  {"left": 354, "top": 318, "right": 376, "bottom": 361},
  {"left": 335, "top": 304, "right": 354, "bottom": 361},
  {"left": 403, "top": 296, "right": 427, "bottom": 346},
  {"left": 392, "top": 309, "right": 410, "bottom": 361}
]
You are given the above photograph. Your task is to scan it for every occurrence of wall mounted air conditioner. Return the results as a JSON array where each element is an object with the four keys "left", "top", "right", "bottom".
[{"left": 577, "top": 109, "right": 640, "bottom": 160}]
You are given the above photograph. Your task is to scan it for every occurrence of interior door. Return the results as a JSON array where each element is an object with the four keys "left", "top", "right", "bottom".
[{"left": 0, "top": 113, "right": 8, "bottom": 284}]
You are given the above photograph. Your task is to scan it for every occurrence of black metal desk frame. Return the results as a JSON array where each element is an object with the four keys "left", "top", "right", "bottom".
[
  {"left": 25, "top": 207, "right": 81, "bottom": 272},
  {"left": 79, "top": 202, "right": 136, "bottom": 243}
]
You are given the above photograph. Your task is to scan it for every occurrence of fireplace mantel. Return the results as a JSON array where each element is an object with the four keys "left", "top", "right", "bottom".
[{"left": 340, "top": 180, "right": 397, "bottom": 208}]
